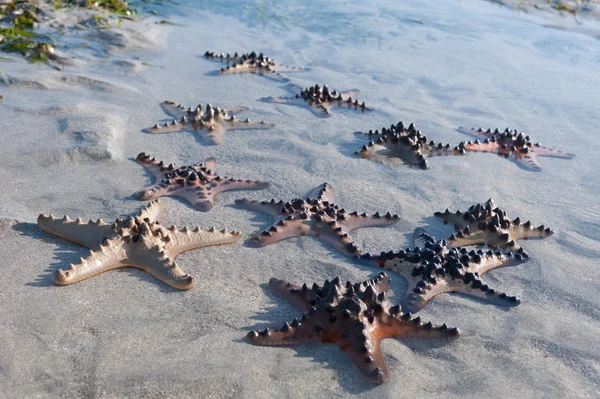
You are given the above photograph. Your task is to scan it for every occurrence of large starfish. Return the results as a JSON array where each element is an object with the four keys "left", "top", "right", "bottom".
[
  {"left": 203, "top": 51, "right": 307, "bottom": 77},
  {"left": 360, "top": 229, "right": 528, "bottom": 313},
  {"left": 433, "top": 199, "right": 554, "bottom": 251},
  {"left": 134, "top": 153, "right": 269, "bottom": 211},
  {"left": 247, "top": 272, "right": 460, "bottom": 384},
  {"left": 457, "top": 126, "right": 575, "bottom": 171},
  {"left": 355, "top": 122, "right": 465, "bottom": 170},
  {"left": 235, "top": 183, "right": 400, "bottom": 256},
  {"left": 38, "top": 200, "right": 241, "bottom": 289},
  {"left": 143, "top": 101, "right": 275, "bottom": 145},
  {"left": 263, "top": 84, "right": 369, "bottom": 117}
]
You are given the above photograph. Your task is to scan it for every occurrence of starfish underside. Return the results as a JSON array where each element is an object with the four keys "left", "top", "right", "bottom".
[
  {"left": 135, "top": 153, "right": 269, "bottom": 211},
  {"left": 143, "top": 101, "right": 275, "bottom": 145},
  {"left": 361, "top": 229, "right": 528, "bottom": 313},
  {"left": 204, "top": 51, "right": 307, "bottom": 77},
  {"left": 355, "top": 121, "right": 465, "bottom": 170},
  {"left": 38, "top": 200, "right": 241, "bottom": 289},
  {"left": 457, "top": 127, "right": 575, "bottom": 171},
  {"left": 235, "top": 183, "right": 400, "bottom": 256},
  {"left": 247, "top": 273, "right": 460, "bottom": 384},
  {"left": 264, "top": 84, "right": 369, "bottom": 117},
  {"left": 434, "top": 198, "right": 554, "bottom": 251}
]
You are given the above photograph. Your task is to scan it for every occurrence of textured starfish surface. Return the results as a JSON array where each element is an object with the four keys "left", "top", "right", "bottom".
[
  {"left": 135, "top": 153, "right": 269, "bottom": 211},
  {"left": 457, "top": 126, "right": 575, "bottom": 171},
  {"left": 263, "top": 84, "right": 369, "bottom": 117},
  {"left": 235, "top": 183, "right": 399, "bottom": 256},
  {"left": 361, "top": 229, "right": 528, "bottom": 313},
  {"left": 204, "top": 51, "right": 307, "bottom": 77},
  {"left": 355, "top": 121, "right": 466, "bottom": 170},
  {"left": 38, "top": 200, "right": 241, "bottom": 289},
  {"left": 247, "top": 273, "right": 460, "bottom": 384},
  {"left": 434, "top": 199, "right": 554, "bottom": 251},
  {"left": 143, "top": 101, "right": 275, "bottom": 145}
]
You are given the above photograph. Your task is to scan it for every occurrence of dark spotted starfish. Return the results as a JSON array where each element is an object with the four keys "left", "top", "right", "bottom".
[
  {"left": 263, "top": 84, "right": 369, "bottom": 117},
  {"left": 355, "top": 122, "right": 466, "bottom": 170},
  {"left": 434, "top": 199, "right": 554, "bottom": 251},
  {"left": 360, "top": 229, "right": 527, "bottom": 313},
  {"left": 235, "top": 183, "right": 399, "bottom": 256},
  {"left": 134, "top": 153, "right": 269, "bottom": 211},
  {"left": 143, "top": 101, "right": 274, "bottom": 145},
  {"left": 204, "top": 51, "right": 307, "bottom": 77},
  {"left": 457, "top": 126, "right": 575, "bottom": 171},
  {"left": 247, "top": 273, "right": 460, "bottom": 384}
]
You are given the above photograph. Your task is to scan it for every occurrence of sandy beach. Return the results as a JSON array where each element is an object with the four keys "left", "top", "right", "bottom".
[{"left": 0, "top": 0, "right": 599, "bottom": 397}]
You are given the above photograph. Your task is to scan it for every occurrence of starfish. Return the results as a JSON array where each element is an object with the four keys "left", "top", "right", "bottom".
[
  {"left": 355, "top": 121, "right": 466, "bottom": 170},
  {"left": 203, "top": 51, "right": 307, "bottom": 77},
  {"left": 433, "top": 199, "right": 554, "bottom": 251},
  {"left": 360, "top": 229, "right": 528, "bottom": 313},
  {"left": 247, "top": 272, "right": 460, "bottom": 384},
  {"left": 263, "top": 84, "right": 369, "bottom": 117},
  {"left": 457, "top": 126, "right": 575, "bottom": 171},
  {"left": 134, "top": 153, "right": 269, "bottom": 211},
  {"left": 235, "top": 183, "right": 400, "bottom": 256},
  {"left": 38, "top": 200, "right": 241, "bottom": 289},
  {"left": 143, "top": 101, "right": 275, "bottom": 145}
]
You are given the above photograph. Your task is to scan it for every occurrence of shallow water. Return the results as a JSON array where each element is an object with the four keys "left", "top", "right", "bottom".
[{"left": 0, "top": 0, "right": 599, "bottom": 397}]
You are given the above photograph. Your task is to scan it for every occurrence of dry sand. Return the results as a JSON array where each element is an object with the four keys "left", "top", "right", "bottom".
[{"left": 0, "top": 0, "right": 599, "bottom": 397}]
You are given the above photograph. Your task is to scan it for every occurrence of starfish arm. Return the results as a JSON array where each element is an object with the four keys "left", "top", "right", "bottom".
[
  {"left": 246, "top": 219, "right": 312, "bottom": 248},
  {"left": 133, "top": 183, "right": 171, "bottom": 202},
  {"left": 164, "top": 226, "right": 241, "bottom": 255},
  {"left": 143, "top": 119, "right": 190, "bottom": 134},
  {"left": 316, "top": 103, "right": 332, "bottom": 116},
  {"left": 53, "top": 237, "right": 127, "bottom": 285},
  {"left": 202, "top": 125, "right": 225, "bottom": 145},
  {"left": 470, "top": 250, "right": 529, "bottom": 276},
  {"left": 160, "top": 100, "right": 187, "bottom": 119},
  {"left": 223, "top": 118, "right": 276, "bottom": 131},
  {"left": 506, "top": 221, "right": 553, "bottom": 241},
  {"left": 402, "top": 276, "right": 520, "bottom": 313},
  {"left": 135, "top": 152, "right": 168, "bottom": 180},
  {"left": 246, "top": 316, "right": 323, "bottom": 346},
  {"left": 268, "top": 278, "right": 317, "bottom": 313},
  {"left": 199, "top": 157, "right": 217, "bottom": 171},
  {"left": 445, "top": 229, "right": 490, "bottom": 248},
  {"left": 213, "top": 178, "right": 270, "bottom": 195},
  {"left": 127, "top": 244, "right": 196, "bottom": 290},
  {"left": 137, "top": 200, "right": 164, "bottom": 223},
  {"left": 464, "top": 141, "right": 500, "bottom": 154},
  {"left": 413, "top": 228, "right": 438, "bottom": 248},
  {"left": 272, "top": 65, "right": 308, "bottom": 73},
  {"left": 341, "top": 212, "right": 400, "bottom": 232},
  {"left": 225, "top": 105, "right": 249, "bottom": 114},
  {"left": 456, "top": 126, "right": 496, "bottom": 139},
  {"left": 377, "top": 312, "right": 461, "bottom": 342},
  {"left": 356, "top": 142, "right": 425, "bottom": 169},
  {"left": 305, "top": 183, "right": 335, "bottom": 203},
  {"left": 167, "top": 186, "right": 217, "bottom": 212},
  {"left": 531, "top": 144, "right": 575, "bottom": 159},
  {"left": 433, "top": 209, "right": 472, "bottom": 230},
  {"left": 341, "top": 337, "right": 389, "bottom": 384},
  {"left": 422, "top": 143, "right": 465, "bottom": 158},
  {"left": 234, "top": 198, "right": 285, "bottom": 219},
  {"left": 38, "top": 214, "right": 114, "bottom": 249}
]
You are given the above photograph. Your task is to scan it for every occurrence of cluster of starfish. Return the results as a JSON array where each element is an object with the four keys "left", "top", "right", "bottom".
[
  {"left": 355, "top": 123, "right": 575, "bottom": 171},
  {"left": 33, "top": 49, "right": 573, "bottom": 386}
]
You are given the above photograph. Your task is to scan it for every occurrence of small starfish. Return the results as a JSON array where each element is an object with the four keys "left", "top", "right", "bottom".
[
  {"left": 457, "top": 126, "right": 575, "bottom": 171},
  {"left": 360, "top": 229, "right": 528, "bottom": 313},
  {"left": 204, "top": 51, "right": 307, "bottom": 77},
  {"left": 134, "top": 153, "right": 269, "bottom": 211},
  {"left": 355, "top": 122, "right": 465, "bottom": 170},
  {"left": 38, "top": 200, "right": 241, "bottom": 289},
  {"left": 143, "top": 101, "right": 275, "bottom": 145},
  {"left": 235, "top": 183, "right": 399, "bottom": 256},
  {"left": 263, "top": 84, "right": 369, "bottom": 117},
  {"left": 247, "top": 272, "right": 460, "bottom": 384},
  {"left": 434, "top": 199, "right": 554, "bottom": 251}
]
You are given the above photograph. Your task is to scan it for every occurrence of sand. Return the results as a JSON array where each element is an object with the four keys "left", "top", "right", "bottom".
[{"left": 0, "top": 0, "right": 599, "bottom": 397}]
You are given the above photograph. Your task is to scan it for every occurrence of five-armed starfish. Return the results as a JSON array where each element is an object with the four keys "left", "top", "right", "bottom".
[
  {"left": 204, "top": 51, "right": 307, "bottom": 77},
  {"left": 434, "top": 199, "right": 554, "bottom": 251},
  {"left": 247, "top": 272, "right": 460, "bottom": 384},
  {"left": 360, "top": 229, "right": 528, "bottom": 313},
  {"left": 263, "top": 84, "right": 369, "bottom": 117},
  {"left": 457, "top": 126, "right": 575, "bottom": 171},
  {"left": 355, "top": 122, "right": 466, "bottom": 170},
  {"left": 134, "top": 153, "right": 269, "bottom": 211},
  {"left": 143, "top": 101, "right": 275, "bottom": 145},
  {"left": 38, "top": 200, "right": 241, "bottom": 289},
  {"left": 235, "top": 183, "right": 399, "bottom": 256}
]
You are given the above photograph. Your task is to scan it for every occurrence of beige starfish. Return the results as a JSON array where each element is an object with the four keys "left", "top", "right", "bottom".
[
  {"left": 38, "top": 200, "right": 241, "bottom": 289},
  {"left": 143, "top": 101, "right": 275, "bottom": 145}
]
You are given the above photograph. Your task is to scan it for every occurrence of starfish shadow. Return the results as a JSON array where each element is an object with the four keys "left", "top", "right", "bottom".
[{"left": 14, "top": 222, "right": 183, "bottom": 292}]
